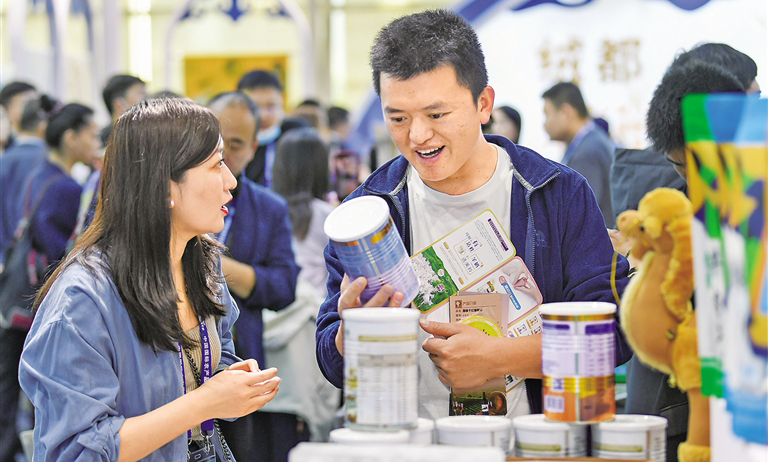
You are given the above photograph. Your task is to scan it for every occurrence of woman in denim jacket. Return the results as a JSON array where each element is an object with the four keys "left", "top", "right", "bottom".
[{"left": 20, "top": 98, "right": 280, "bottom": 461}]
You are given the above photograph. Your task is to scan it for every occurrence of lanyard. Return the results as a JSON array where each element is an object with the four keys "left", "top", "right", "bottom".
[
  {"left": 264, "top": 141, "right": 276, "bottom": 188},
  {"left": 179, "top": 316, "right": 214, "bottom": 437}
]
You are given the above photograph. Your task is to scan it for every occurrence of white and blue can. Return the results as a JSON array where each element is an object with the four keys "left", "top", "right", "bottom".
[{"left": 324, "top": 195, "right": 419, "bottom": 306}]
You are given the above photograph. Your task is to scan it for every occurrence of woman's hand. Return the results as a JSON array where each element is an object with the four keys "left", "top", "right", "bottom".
[
  {"left": 194, "top": 366, "right": 280, "bottom": 420},
  {"left": 226, "top": 358, "right": 260, "bottom": 373}
]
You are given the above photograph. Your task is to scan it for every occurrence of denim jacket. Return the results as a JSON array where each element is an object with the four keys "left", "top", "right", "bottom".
[
  {"left": 19, "top": 255, "right": 240, "bottom": 461},
  {"left": 315, "top": 135, "right": 632, "bottom": 413}
]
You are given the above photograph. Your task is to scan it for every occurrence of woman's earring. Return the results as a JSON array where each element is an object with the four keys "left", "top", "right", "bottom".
[{"left": 169, "top": 200, "right": 175, "bottom": 208}]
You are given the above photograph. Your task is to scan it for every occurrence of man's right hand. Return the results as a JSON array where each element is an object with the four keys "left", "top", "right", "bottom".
[{"left": 334, "top": 275, "right": 405, "bottom": 355}]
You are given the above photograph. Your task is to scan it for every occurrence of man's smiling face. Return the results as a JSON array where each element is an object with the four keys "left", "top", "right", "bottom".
[{"left": 380, "top": 64, "right": 493, "bottom": 195}]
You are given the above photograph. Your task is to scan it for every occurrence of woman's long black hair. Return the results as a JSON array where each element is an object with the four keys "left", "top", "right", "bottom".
[
  {"left": 271, "top": 127, "right": 330, "bottom": 241},
  {"left": 35, "top": 98, "right": 227, "bottom": 352}
]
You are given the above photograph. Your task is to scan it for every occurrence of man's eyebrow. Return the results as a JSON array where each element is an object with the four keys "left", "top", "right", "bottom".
[
  {"left": 384, "top": 102, "right": 447, "bottom": 114},
  {"left": 422, "top": 102, "right": 447, "bottom": 111}
]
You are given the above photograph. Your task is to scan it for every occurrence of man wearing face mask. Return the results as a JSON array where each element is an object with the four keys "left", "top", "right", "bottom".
[{"left": 237, "top": 70, "right": 307, "bottom": 189}]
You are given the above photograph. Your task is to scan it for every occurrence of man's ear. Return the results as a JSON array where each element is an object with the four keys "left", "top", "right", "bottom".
[
  {"left": 250, "top": 136, "right": 259, "bottom": 152},
  {"left": 561, "top": 102, "right": 578, "bottom": 121},
  {"left": 113, "top": 97, "right": 127, "bottom": 116},
  {"left": 478, "top": 86, "right": 495, "bottom": 125},
  {"left": 62, "top": 128, "right": 76, "bottom": 147}
]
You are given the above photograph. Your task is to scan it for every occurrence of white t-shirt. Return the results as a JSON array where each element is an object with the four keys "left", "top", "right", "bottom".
[
  {"left": 407, "top": 144, "right": 531, "bottom": 421},
  {"left": 293, "top": 199, "right": 334, "bottom": 298}
]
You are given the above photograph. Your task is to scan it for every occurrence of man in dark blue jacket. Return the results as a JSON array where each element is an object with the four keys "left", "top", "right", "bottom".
[
  {"left": 316, "top": 9, "right": 631, "bottom": 421},
  {"left": 0, "top": 96, "right": 49, "bottom": 259},
  {"left": 208, "top": 92, "right": 300, "bottom": 462}
]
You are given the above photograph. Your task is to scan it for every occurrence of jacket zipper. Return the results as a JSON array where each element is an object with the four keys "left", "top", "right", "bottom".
[{"left": 524, "top": 170, "right": 560, "bottom": 277}]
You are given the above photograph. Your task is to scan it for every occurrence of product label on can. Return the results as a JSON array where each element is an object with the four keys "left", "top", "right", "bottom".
[
  {"left": 593, "top": 428, "right": 666, "bottom": 462},
  {"left": 344, "top": 330, "right": 418, "bottom": 428},
  {"left": 332, "top": 218, "right": 420, "bottom": 306},
  {"left": 542, "top": 315, "right": 616, "bottom": 422}
]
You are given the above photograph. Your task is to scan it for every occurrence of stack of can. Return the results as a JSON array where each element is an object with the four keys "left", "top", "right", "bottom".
[
  {"left": 509, "top": 301, "right": 667, "bottom": 461},
  {"left": 325, "top": 196, "right": 425, "bottom": 444}
]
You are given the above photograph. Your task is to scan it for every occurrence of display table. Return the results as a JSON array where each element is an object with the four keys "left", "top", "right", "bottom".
[{"left": 507, "top": 458, "right": 651, "bottom": 461}]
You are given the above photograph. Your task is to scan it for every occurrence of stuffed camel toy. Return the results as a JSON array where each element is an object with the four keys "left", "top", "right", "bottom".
[{"left": 617, "top": 187, "right": 710, "bottom": 462}]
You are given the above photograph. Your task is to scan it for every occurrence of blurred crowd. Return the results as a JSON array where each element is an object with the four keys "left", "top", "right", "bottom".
[{"left": 0, "top": 35, "right": 760, "bottom": 462}]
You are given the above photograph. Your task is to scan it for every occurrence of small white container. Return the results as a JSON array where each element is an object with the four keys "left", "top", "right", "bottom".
[
  {"left": 512, "top": 414, "right": 587, "bottom": 457},
  {"left": 342, "top": 308, "right": 420, "bottom": 430},
  {"left": 330, "top": 428, "right": 410, "bottom": 445},
  {"left": 592, "top": 414, "right": 668, "bottom": 461},
  {"left": 435, "top": 416, "right": 512, "bottom": 454},
  {"left": 409, "top": 418, "right": 435, "bottom": 444}
]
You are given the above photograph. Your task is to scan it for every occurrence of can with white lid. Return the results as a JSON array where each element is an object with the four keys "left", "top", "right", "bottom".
[
  {"left": 330, "top": 428, "right": 410, "bottom": 445},
  {"left": 324, "top": 195, "right": 419, "bottom": 306},
  {"left": 592, "top": 414, "right": 668, "bottom": 461},
  {"left": 540, "top": 302, "right": 617, "bottom": 423},
  {"left": 342, "top": 308, "right": 420, "bottom": 430},
  {"left": 512, "top": 414, "right": 587, "bottom": 458},
  {"left": 409, "top": 418, "right": 435, "bottom": 444},
  {"left": 435, "top": 415, "right": 512, "bottom": 454}
]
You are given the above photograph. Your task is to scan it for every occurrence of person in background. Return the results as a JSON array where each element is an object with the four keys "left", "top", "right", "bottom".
[
  {"left": 237, "top": 70, "right": 287, "bottom": 188},
  {"left": 610, "top": 43, "right": 758, "bottom": 229},
  {"left": 0, "top": 95, "right": 57, "bottom": 257},
  {"left": 256, "top": 127, "right": 340, "bottom": 458},
  {"left": 0, "top": 81, "right": 37, "bottom": 150},
  {"left": 1, "top": 102, "right": 100, "bottom": 462},
  {"left": 292, "top": 99, "right": 330, "bottom": 140},
  {"left": 101, "top": 74, "right": 147, "bottom": 146},
  {"left": 328, "top": 106, "right": 351, "bottom": 152},
  {"left": 668, "top": 42, "right": 760, "bottom": 93},
  {"left": 316, "top": 9, "right": 631, "bottom": 423},
  {"left": 329, "top": 149, "right": 362, "bottom": 203},
  {"left": 207, "top": 92, "right": 299, "bottom": 462},
  {"left": 621, "top": 58, "right": 746, "bottom": 462},
  {"left": 490, "top": 105, "right": 521, "bottom": 144},
  {"left": 19, "top": 98, "right": 280, "bottom": 460},
  {"left": 542, "top": 82, "right": 615, "bottom": 227},
  {"left": 273, "top": 127, "right": 333, "bottom": 294}
]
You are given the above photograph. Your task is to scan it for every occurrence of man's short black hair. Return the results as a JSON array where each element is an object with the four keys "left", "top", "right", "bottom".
[
  {"left": 207, "top": 91, "right": 262, "bottom": 136},
  {"left": 237, "top": 70, "right": 283, "bottom": 93},
  {"left": 102, "top": 74, "right": 145, "bottom": 115},
  {"left": 297, "top": 99, "right": 321, "bottom": 108},
  {"left": 646, "top": 61, "right": 744, "bottom": 155},
  {"left": 370, "top": 9, "right": 488, "bottom": 102},
  {"left": 670, "top": 43, "right": 757, "bottom": 90},
  {"left": 0, "top": 81, "right": 36, "bottom": 108},
  {"left": 542, "top": 82, "right": 589, "bottom": 119},
  {"left": 328, "top": 106, "right": 349, "bottom": 129}
]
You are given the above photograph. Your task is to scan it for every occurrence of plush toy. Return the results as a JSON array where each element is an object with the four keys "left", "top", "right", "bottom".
[{"left": 617, "top": 187, "right": 710, "bottom": 462}]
